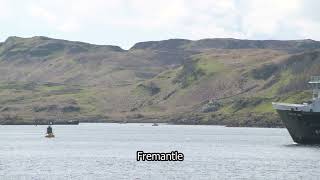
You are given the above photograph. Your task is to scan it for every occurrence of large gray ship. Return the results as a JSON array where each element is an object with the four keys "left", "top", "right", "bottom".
[{"left": 272, "top": 76, "right": 320, "bottom": 144}]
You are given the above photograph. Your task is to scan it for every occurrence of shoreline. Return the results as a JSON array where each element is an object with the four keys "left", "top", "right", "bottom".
[
  {"left": 0, "top": 120, "right": 284, "bottom": 128},
  {"left": 0, "top": 112, "right": 284, "bottom": 128}
]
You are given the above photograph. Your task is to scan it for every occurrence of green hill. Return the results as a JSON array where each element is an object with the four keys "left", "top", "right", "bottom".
[{"left": 0, "top": 36, "right": 320, "bottom": 126}]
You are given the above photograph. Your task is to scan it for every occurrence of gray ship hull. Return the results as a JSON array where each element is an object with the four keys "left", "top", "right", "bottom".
[{"left": 276, "top": 109, "right": 320, "bottom": 144}]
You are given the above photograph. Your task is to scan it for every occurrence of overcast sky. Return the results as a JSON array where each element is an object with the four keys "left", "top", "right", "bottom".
[{"left": 0, "top": 0, "right": 319, "bottom": 49}]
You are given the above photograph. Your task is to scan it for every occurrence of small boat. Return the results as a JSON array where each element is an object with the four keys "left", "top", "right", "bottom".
[
  {"left": 45, "top": 133, "right": 55, "bottom": 138},
  {"left": 152, "top": 123, "right": 159, "bottom": 126}
]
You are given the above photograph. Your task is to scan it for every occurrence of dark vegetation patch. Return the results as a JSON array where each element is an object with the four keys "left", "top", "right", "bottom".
[
  {"left": 33, "top": 105, "right": 80, "bottom": 112},
  {"left": 200, "top": 100, "right": 222, "bottom": 113},
  {"left": 126, "top": 113, "right": 144, "bottom": 119},
  {"left": 0, "top": 82, "right": 37, "bottom": 91},
  {"left": 261, "top": 75, "right": 280, "bottom": 90},
  {"left": 47, "top": 88, "right": 82, "bottom": 95},
  {"left": 251, "top": 63, "right": 279, "bottom": 80},
  {"left": 134, "top": 71, "right": 156, "bottom": 79},
  {"left": 33, "top": 105, "right": 59, "bottom": 112},
  {"left": 0, "top": 106, "right": 20, "bottom": 112},
  {"left": 136, "top": 82, "right": 160, "bottom": 96},
  {"left": 173, "top": 59, "right": 205, "bottom": 88},
  {"left": 29, "top": 42, "right": 66, "bottom": 57},
  {"left": 231, "top": 97, "right": 266, "bottom": 112},
  {"left": 277, "top": 50, "right": 320, "bottom": 94},
  {"left": 62, "top": 105, "right": 80, "bottom": 112}
]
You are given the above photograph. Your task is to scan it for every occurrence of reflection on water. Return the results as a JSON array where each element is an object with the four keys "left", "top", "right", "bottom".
[{"left": 0, "top": 123, "right": 320, "bottom": 179}]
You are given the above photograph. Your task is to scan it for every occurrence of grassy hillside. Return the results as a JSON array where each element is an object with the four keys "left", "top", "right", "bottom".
[
  {"left": 126, "top": 49, "right": 320, "bottom": 127},
  {"left": 0, "top": 36, "right": 320, "bottom": 126}
]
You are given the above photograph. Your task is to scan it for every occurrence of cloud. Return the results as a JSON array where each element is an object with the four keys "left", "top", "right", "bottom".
[
  {"left": 0, "top": 0, "right": 11, "bottom": 18},
  {"left": 29, "top": 5, "right": 57, "bottom": 24},
  {"left": 0, "top": 0, "right": 320, "bottom": 48},
  {"left": 241, "top": 0, "right": 301, "bottom": 38},
  {"left": 294, "top": 0, "right": 320, "bottom": 39}
]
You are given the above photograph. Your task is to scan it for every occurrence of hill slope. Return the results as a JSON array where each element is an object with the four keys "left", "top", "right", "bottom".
[{"left": 0, "top": 36, "right": 319, "bottom": 126}]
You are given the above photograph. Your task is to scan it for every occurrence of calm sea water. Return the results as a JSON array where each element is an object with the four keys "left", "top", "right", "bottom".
[{"left": 0, "top": 123, "right": 320, "bottom": 180}]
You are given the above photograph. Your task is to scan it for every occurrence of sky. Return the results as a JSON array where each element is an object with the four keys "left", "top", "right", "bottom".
[{"left": 0, "top": 0, "right": 319, "bottom": 49}]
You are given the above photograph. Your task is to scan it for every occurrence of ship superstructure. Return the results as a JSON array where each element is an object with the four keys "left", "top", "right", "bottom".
[{"left": 272, "top": 76, "right": 320, "bottom": 144}]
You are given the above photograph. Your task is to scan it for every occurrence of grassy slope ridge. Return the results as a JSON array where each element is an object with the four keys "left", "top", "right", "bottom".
[
  {"left": 129, "top": 49, "right": 320, "bottom": 127},
  {"left": 0, "top": 36, "right": 320, "bottom": 126}
]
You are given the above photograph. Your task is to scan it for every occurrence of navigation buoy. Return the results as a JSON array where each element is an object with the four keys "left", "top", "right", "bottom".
[{"left": 45, "top": 125, "right": 55, "bottom": 138}]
